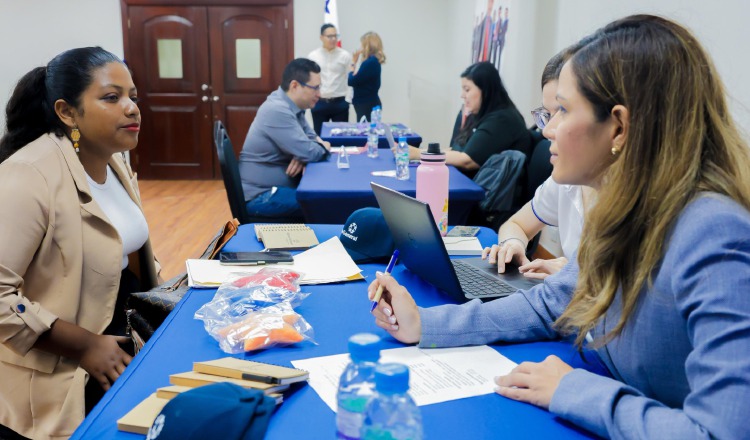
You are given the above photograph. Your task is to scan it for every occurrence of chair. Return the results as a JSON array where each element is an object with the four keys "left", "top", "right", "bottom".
[
  {"left": 214, "top": 120, "right": 287, "bottom": 225},
  {"left": 523, "top": 129, "right": 553, "bottom": 203},
  {"left": 469, "top": 150, "right": 527, "bottom": 230}
]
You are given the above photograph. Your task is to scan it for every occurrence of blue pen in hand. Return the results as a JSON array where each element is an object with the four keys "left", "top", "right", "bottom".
[{"left": 370, "top": 250, "right": 399, "bottom": 312}]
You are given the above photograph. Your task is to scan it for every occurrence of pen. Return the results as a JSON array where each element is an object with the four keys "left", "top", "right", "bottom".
[
  {"left": 241, "top": 372, "right": 279, "bottom": 384},
  {"left": 370, "top": 250, "right": 399, "bottom": 312}
]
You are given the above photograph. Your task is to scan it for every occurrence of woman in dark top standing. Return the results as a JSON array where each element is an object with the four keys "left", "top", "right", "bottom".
[
  {"left": 439, "top": 62, "right": 531, "bottom": 177},
  {"left": 348, "top": 31, "right": 386, "bottom": 122}
]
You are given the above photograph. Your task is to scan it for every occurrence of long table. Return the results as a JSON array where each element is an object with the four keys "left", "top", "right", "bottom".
[
  {"left": 321, "top": 122, "right": 422, "bottom": 149},
  {"left": 72, "top": 225, "right": 608, "bottom": 439},
  {"left": 296, "top": 149, "right": 485, "bottom": 224}
]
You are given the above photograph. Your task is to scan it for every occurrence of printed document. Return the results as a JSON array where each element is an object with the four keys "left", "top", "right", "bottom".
[
  {"left": 291, "top": 345, "right": 517, "bottom": 411},
  {"left": 186, "top": 236, "right": 363, "bottom": 287}
]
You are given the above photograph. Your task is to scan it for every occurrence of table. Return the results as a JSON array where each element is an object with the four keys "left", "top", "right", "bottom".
[
  {"left": 296, "top": 149, "right": 485, "bottom": 224},
  {"left": 72, "top": 225, "right": 609, "bottom": 440},
  {"left": 321, "top": 122, "right": 422, "bottom": 149}
]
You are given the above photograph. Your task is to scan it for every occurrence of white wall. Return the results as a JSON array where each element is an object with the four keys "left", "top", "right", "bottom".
[
  {"left": 0, "top": 0, "right": 123, "bottom": 130},
  {"left": 552, "top": 0, "right": 750, "bottom": 140}
]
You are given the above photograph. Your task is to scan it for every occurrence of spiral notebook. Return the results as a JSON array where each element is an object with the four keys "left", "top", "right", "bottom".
[{"left": 254, "top": 224, "right": 319, "bottom": 250}]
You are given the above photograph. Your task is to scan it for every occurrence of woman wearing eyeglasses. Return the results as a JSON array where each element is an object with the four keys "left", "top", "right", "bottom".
[
  {"left": 484, "top": 38, "right": 597, "bottom": 280},
  {"left": 348, "top": 31, "right": 385, "bottom": 122}
]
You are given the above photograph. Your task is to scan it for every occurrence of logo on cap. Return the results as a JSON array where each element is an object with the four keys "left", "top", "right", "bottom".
[
  {"left": 348, "top": 223, "right": 358, "bottom": 234},
  {"left": 146, "top": 414, "right": 165, "bottom": 439}
]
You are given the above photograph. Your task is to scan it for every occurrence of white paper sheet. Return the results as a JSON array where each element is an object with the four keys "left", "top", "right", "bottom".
[
  {"left": 291, "top": 345, "right": 517, "bottom": 412},
  {"left": 186, "top": 236, "right": 363, "bottom": 287}
]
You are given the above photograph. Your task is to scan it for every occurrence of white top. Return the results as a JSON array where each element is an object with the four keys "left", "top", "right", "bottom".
[
  {"left": 86, "top": 165, "right": 149, "bottom": 270},
  {"left": 530, "top": 176, "right": 584, "bottom": 260},
  {"left": 307, "top": 46, "right": 352, "bottom": 99}
]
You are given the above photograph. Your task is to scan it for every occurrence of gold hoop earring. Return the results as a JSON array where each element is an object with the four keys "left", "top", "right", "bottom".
[
  {"left": 71, "top": 128, "right": 80, "bottom": 153},
  {"left": 611, "top": 146, "right": 620, "bottom": 156}
]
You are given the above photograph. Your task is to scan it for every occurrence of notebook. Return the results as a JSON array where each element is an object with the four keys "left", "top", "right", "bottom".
[
  {"left": 371, "top": 182, "right": 542, "bottom": 302},
  {"left": 117, "top": 393, "right": 169, "bottom": 435},
  {"left": 156, "top": 385, "right": 284, "bottom": 405},
  {"left": 169, "top": 371, "right": 290, "bottom": 395},
  {"left": 193, "top": 357, "right": 309, "bottom": 386},
  {"left": 254, "top": 224, "right": 319, "bottom": 250}
]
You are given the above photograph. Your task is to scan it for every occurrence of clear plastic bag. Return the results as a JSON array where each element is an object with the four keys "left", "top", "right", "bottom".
[
  {"left": 211, "top": 303, "right": 315, "bottom": 354},
  {"left": 228, "top": 267, "right": 303, "bottom": 292},
  {"left": 194, "top": 267, "right": 314, "bottom": 353}
]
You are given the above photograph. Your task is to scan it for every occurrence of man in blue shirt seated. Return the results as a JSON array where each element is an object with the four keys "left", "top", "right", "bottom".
[{"left": 239, "top": 58, "right": 332, "bottom": 220}]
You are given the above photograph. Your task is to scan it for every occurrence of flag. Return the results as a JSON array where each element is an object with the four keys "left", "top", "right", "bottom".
[{"left": 324, "top": 0, "right": 341, "bottom": 47}]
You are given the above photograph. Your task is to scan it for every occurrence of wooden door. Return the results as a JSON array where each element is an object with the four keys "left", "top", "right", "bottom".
[
  {"left": 122, "top": 1, "right": 294, "bottom": 179},
  {"left": 208, "top": 6, "right": 292, "bottom": 159},
  {"left": 127, "top": 6, "right": 214, "bottom": 179}
]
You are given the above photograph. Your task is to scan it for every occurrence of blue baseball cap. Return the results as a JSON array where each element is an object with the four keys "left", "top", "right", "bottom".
[
  {"left": 145, "top": 382, "right": 275, "bottom": 440},
  {"left": 340, "top": 208, "right": 395, "bottom": 263}
]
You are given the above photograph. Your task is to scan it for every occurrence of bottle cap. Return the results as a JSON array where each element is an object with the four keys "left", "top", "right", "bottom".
[
  {"left": 420, "top": 142, "right": 445, "bottom": 162},
  {"left": 370, "top": 123, "right": 377, "bottom": 128},
  {"left": 348, "top": 333, "right": 381, "bottom": 362},
  {"left": 374, "top": 363, "right": 410, "bottom": 395},
  {"left": 398, "top": 136, "right": 407, "bottom": 142}
]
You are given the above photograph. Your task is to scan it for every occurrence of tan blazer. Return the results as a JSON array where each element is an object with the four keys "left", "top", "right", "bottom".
[{"left": 0, "top": 134, "right": 158, "bottom": 439}]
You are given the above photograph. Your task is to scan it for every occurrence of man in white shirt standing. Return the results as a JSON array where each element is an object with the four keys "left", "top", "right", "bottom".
[{"left": 307, "top": 23, "right": 352, "bottom": 135}]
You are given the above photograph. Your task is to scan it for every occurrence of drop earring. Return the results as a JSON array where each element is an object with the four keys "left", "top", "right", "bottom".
[{"left": 71, "top": 128, "right": 80, "bottom": 153}]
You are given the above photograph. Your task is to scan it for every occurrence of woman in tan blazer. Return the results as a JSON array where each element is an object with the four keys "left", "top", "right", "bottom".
[{"left": 0, "top": 47, "right": 159, "bottom": 439}]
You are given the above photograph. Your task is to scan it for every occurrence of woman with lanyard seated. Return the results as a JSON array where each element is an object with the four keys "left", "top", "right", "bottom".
[
  {"left": 369, "top": 15, "right": 750, "bottom": 439},
  {"left": 0, "top": 47, "right": 160, "bottom": 439}
]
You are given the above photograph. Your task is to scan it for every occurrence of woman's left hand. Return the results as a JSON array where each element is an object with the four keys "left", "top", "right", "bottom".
[{"left": 494, "top": 355, "right": 573, "bottom": 409}]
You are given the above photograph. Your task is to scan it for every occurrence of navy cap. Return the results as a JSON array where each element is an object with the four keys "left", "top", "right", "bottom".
[
  {"left": 146, "top": 382, "right": 275, "bottom": 440},
  {"left": 340, "top": 208, "right": 395, "bottom": 263}
]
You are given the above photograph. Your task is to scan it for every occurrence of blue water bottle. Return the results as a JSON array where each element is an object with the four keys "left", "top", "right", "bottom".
[
  {"left": 361, "top": 363, "right": 423, "bottom": 440},
  {"left": 367, "top": 123, "right": 379, "bottom": 158},
  {"left": 370, "top": 105, "right": 382, "bottom": 128},
  {"left": 395, "top": 136, "right": 410, "bottom": 180},
  {"left": 336, "top": 333, "right": 381, "bottom": 439}
]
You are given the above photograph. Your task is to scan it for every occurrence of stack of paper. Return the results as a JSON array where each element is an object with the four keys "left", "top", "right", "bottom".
[
  {"left": 291, "top": 345, "right": 517, "bottom": 411},
  {"left": 186, "top": 236, "right": 363, "bottom": 288},
  {"left": 442, "top": 236, "right": 483, "bottom": 256}
]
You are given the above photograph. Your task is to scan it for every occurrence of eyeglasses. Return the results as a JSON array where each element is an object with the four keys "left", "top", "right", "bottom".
[
  {"left": 323, "top": 34, "right": 340, "bottom": 40},
  {"left": 298, "top": 81, "right": 321, "bottom": 91},
  {"left": 531, "top": 107, "right": 551, "bottom": 130}
]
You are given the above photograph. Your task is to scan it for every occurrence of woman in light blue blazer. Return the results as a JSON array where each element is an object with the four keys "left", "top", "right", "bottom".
[{"left": 368, "top": 15, "right": 750, "bottom": 440}]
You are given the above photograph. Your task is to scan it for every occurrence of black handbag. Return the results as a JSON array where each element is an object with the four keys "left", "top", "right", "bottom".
[{"left": 127, "top": 219, "right": 239, "bottom": 351}]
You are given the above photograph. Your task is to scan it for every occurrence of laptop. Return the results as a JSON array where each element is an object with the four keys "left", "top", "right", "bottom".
[
  {"left": 371, "top": 182, "right": 542, "bottom": 303},
  {"left": 382, "top": 123, "right": 396, "bottom": 150}
]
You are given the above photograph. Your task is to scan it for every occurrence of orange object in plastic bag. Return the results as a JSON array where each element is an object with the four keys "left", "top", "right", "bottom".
[{"left": 243, "top": 323, "right": 304, "bottom": 351}]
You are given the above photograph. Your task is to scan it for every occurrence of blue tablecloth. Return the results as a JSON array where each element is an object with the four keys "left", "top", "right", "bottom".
[
  {"left": 297, "top": 149, "right": 485, "bottom": 224},
  {"left": 321, "top": 122, "right": 422, "bottom": 149},
  {"left": 72, "top": 225, "right": 608, "bottom": 440}
]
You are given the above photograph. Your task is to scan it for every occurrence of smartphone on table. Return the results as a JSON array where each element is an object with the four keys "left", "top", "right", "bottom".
[{"left": 219, "top": 251, "right": 294, "bottom": 265}]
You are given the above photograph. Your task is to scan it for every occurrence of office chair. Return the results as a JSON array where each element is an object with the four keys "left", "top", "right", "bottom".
[
  {"left": 214, "top": 120, "right": 286, "bottom": 225},
  {"left": 522, "top": 129, "right": 553, "bottom": 258}
]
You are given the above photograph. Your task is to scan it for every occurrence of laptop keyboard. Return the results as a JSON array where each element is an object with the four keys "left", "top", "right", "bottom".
[{"left": 451, "top": 260, "right": 517, "bottom": 298}]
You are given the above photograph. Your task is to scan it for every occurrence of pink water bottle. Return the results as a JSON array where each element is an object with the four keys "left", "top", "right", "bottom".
[{"left": 416, "top": 143, "right": 449, "bottom": 236}]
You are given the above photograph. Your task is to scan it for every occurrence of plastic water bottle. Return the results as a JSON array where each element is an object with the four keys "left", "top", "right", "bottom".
[
  {"left": 336, "top": 333, "right": 381, "bottom": 440},
  {"left": 395, "top": 136, "right": 410, "bottom": 181},
  {"left": 370, "top": 105, "right": 382, "bottom": 128},
  {"left": 416, "top": 142, "right": 449, "bottom": 235},
  {"left": 367, "top": 123, "right": 379, "bottom": 158},
  {"left": 337, "top": 145, "right": 350, "bottom": 169},
  {"left": 361, "top": 363, "right": 422, "bottom": 440}
]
